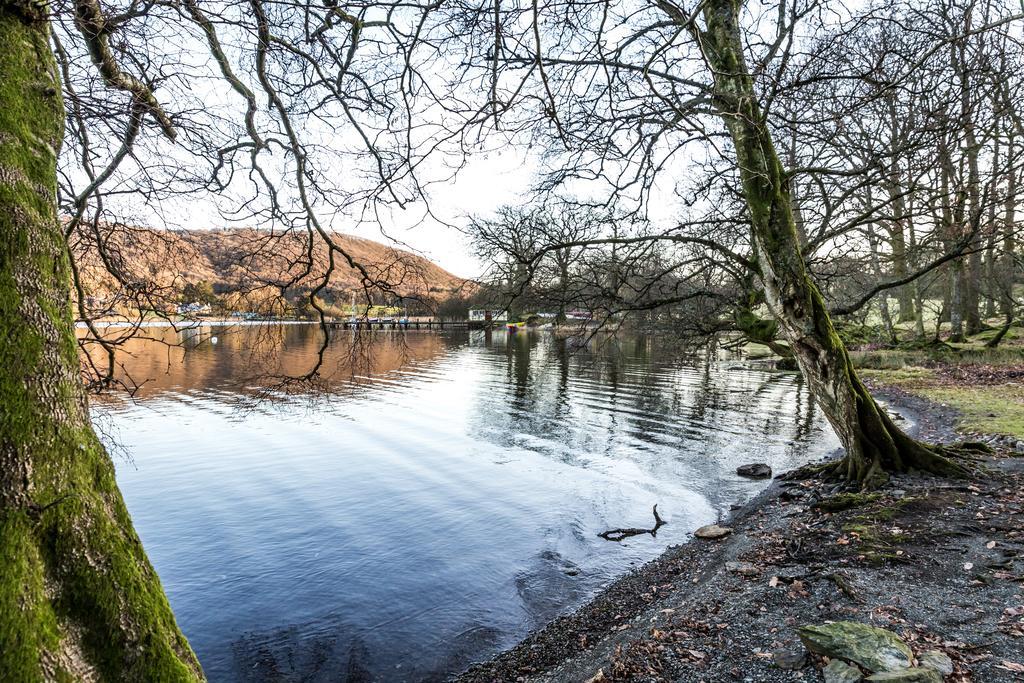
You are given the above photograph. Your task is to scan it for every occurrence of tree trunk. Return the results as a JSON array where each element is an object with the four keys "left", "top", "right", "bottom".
[
  {"left": 939, "top": 156, "right": 966, "bottom": 342},
  {"left": 0, "top": 6, "right": 203, "bottom": 681},
  {"left": 1001, "top": 132, "right": 1017, "bottom": 317},
  {"left": 955, "top": 22, "right": 983, "bottom": 335},
  {"left": 555, "top": 248, "right": 569, "bottom": 325},
  {"left": 699, "top": 0, "right": 965, "bottom": 487},
  {"left": 866, "top": 220, "right": 897, "bottom": 345},
  {"left": 888, "top": 206, "right": 914, "bottom": 323},
  {"left": 950, "top": 260, "right": 966, "bottom": 342},
  {"left": 906, "top": 191, "right": 927, "bottom": 338},
  {"left": 785, "top": 127, "right": 809, "bottom": 246},
  {"left": 882, "top": 104, "right": 913, "bottom": 323},
  {"left": 985, "top": 311, "right": 1014, "bottom": 349}
]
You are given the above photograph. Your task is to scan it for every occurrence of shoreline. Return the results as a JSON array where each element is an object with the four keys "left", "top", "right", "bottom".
[{"left": 457, "top": 390, "right": 1024, "bottom": 682}]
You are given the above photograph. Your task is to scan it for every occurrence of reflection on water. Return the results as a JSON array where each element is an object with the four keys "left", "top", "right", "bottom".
[{"left": 89, "top": 324, "right": 838, "bottom": 682}]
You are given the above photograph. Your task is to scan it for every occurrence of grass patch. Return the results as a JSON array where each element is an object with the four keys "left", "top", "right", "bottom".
[
  {"left": 851, "top": 344, "right": 1024, "bottom": 371},
  {"left": 915, "top": 385, "right": 1024, "bottom": 438},
  {"left": 854, "top": 352, "right": 1024, "bottom": 439},
  {"left": 857, "top": 366, "right": 936, "bottom": 386}
]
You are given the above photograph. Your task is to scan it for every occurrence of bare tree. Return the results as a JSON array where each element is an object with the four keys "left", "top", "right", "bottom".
[{"left": 443, "top": 0, "right": 1023, "bottom": 485}]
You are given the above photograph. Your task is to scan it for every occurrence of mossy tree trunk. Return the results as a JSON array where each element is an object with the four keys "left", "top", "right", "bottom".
[
  {"left": 0, "top": 4, "right": 203, "bottom": 680},
  {"left": 698, "top": 0, "right": 966, "bottom": 487}
]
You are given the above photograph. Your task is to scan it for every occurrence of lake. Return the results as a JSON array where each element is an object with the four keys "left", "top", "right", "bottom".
[{"left": 87, "top": 323, "right": 838, "bottom": 681}]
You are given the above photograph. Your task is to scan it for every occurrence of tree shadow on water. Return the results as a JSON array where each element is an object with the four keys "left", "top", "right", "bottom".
[{"left": 232, "top": 626, "right": 373, "bottom": 683}]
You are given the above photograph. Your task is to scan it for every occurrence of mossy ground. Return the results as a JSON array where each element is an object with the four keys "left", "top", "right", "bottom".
[
  {"left": 861, "top": 376, "right": 1024, "bottom": 438},
  {"left": 915, "top": 385, "right": 1024, "bottom": 437}
]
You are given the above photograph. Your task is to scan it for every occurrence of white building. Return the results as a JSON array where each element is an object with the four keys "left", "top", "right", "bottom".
[{"left": 468, "top": 309, "right": 509, "bottom": 322}]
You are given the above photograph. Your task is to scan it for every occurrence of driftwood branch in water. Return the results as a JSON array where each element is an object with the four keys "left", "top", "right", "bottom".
[{"left": 598, "top": 505, "right": 667, "bottom": 542}]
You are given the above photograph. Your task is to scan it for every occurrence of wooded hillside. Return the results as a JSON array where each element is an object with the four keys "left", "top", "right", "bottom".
[{"left": 71, "top": 226, "right": 466, "bottom": 315}]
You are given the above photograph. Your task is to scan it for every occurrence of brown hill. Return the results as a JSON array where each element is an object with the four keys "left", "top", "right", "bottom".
[{"left": 72, "top": 226, "right": 467, "bottom": 315}]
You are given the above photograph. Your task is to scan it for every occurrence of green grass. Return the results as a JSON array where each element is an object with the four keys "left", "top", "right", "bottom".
[
  {"left": 915, "top": 385, "right": 1024, "bottom": 438},
  {"left": 852, "top": 322, "right": 1024, "bottom": 438},
  {"left": 860, "top": 371, "right": 1024, "bottom": 438},
  {"left": 850, "top": 323, "right": 1024, "bottom": 371},
  {"left": 745, "top": 317, "right": 1024, "bottom": 438},
  {"left": 857, "top": 366, "right": 937, "bottom": 385}
]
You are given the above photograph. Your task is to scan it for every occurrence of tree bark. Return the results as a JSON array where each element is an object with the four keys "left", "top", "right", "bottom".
[
  {"left": 1001, "top": 131, "right": 1017, "bottom": 317},
  {"left": 939, "top": 155, "right": 966, "bottom": 342},
  {"left": 905, "top": 187, "right": 927, "bottom": 338},
  {"left": 954, "top": 20, "right": 983, "bottom": 334},
  {"left": 555, "top": 248, "right": 569, "bottom": 324},
  {"left": 699, "top": 0, "right": 965, "bottom": 487},
  {"left": 866, "top": 220, "right": 897, "bottom": 345},
  {"left": 950, "top": 259, "right": 966, "bottom": 342},
  {"left": 883, "top": 97, "right": 914, "bottom": 322},
  {"left": 0, "top": 5, "right": 203, "bottom": 681}
]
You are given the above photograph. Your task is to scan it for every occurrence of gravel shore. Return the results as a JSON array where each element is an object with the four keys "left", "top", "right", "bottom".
[{"left": 457, "top": 392, "right": 1024, "bottom": 682}]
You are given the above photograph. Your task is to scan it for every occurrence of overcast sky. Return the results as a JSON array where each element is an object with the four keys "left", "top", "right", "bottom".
[{"left": 368, "top": 151, "right": 540, "bottom": 279}]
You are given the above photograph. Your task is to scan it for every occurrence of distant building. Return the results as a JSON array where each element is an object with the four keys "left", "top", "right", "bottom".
[
  {"left": 176, "top": 302, "right": 212, "bottom": 315},
  {"left": 468, "top": 309, "right": 509, "bottom": 322}
]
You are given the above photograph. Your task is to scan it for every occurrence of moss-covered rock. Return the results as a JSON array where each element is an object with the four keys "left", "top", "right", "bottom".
[
  {"left": 918, "top": 650, "right": 953, "bottom": 676},
  {"left": 824, "top": 658, "right": 864, "bottom": 682},
  {"left": 865, "top": 668, "right": 942, "bottom": 682},
  {"left": 798, "top": 622, "right": 912, "bottom": 673}
]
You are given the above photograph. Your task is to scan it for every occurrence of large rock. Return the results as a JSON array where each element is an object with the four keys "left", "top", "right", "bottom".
[
  {"left": 737, "top": 463, "right": 772, "bottom": 478},
  {"left": 798, "top": 622, "right": 912, "bottom": 673},
  {"left": 865, "top": 668, "right": 942, "bottom": 682},
  {"left": 824, "top": 659, "right": 864, "bottom": 683},
  {"left": 772, "top": 647, "right": 806, "bottom": 670},
  {"left": 918, "top": 650, "right": 953, "bottom": 676},
  {"left": 694, "top": 524, "right": 732, "bottom": 539}
]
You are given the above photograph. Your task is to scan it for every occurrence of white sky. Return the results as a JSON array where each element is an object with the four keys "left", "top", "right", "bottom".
[{"left": 370, "top": 151, "right": 541, "bottom": 279}]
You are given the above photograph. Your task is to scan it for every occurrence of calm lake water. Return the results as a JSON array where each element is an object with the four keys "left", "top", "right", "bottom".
[{"left": 88, "top": 324, "right": 839, "bottom": 682}]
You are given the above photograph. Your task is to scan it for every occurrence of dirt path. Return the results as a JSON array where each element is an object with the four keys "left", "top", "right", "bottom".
[{"left": 457, "top": 394, "right": 1024, "bottom": 682}]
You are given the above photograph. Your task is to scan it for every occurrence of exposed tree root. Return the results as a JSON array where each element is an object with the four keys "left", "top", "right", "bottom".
[
  {"left": 782, "top": 441, "right": 986, "bottom": 492},
  {"left": 779, "top": 461, "right": 834, "bottom": 482},
  {"left": 598, "top": 505, "right": 667, "bottom": 542}
]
